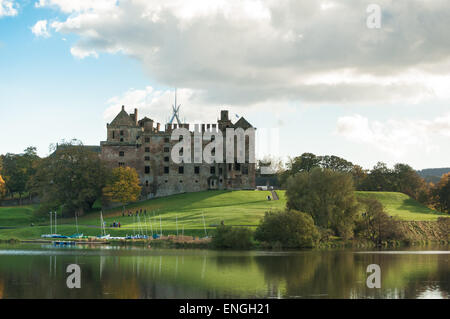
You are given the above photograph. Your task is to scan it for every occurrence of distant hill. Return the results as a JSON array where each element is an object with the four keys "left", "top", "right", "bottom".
[{"left": 417, "top": 168, "right": 450, "bottom": 183}]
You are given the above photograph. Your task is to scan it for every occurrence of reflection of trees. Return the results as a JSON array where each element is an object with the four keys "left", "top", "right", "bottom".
[
  {"left": 215, "top": 255, "right": 253, "bottom": 269},
  {"left": 255, "top": 252, "right": 360, "bottom": 298},
  {"left": 255, "top": 251, "right": 450, "bottom": 299},
  {"left": 396, "top": 254, "right": 450, "bottom": 299}
]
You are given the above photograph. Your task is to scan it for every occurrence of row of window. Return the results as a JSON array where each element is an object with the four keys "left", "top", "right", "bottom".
[{"left": 118, "top": 163, "right": 248, "bottom": 175}]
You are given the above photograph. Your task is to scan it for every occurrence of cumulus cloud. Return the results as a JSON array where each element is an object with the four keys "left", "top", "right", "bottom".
[
  {"left": 33, "top": 0, "right": 450, "bottom": 105},
  {"left": 335, "top": 113, "right": 450, "bottom": 157},
  {"left": 0, "top": 0, "right": 18, "bottom": 17},
  {"left": 103, "top": 86, "right": 292, "bottom": 125},
  {"left": 31, "top": 20, "right": 50, "bottom": 37}
]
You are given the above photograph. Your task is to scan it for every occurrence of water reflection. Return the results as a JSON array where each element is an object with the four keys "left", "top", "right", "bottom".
[{"left": 0, "top": 244, "right": 447, "bottom": 299}]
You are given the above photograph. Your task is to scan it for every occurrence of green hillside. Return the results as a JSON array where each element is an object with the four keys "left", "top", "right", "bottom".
[
  {"left": 0, "top": 190, "right": 446, "bottom": 240},
  {"left": 356, "top": 191, "right": 446, "bottom": 221}
]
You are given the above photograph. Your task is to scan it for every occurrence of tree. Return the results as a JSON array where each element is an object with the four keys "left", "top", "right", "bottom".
[
  {"left": 431, "top": 173, "right": 450, "bottom": 214},
  {"left": 254, "top": 210, "right": 320, "bottom": 248},
  {"left": 360, "top": 162, "right": 395, "bottom": 191},
  {"left": 1, "top": 147, "right": 41, "bottom": 202},
  {"left": 102, "top": 166, "right": 142, "bottom": 213},
  {"left": 286, "top": 168, "right": 359, "bottom": 239},
  {"left": 392, "top": 163, "right": 425, "bottom": 199},
  {"left": 32, "top": 140, "right": 109, "bottom": 217},
  {"left": 355, "top": 197, "right": 403, "bottom": 244},
  {"left": 0, "top": 175, "right": 6, "bottom": 201},
  {"left": 320, "top": 155, "right": 354, "bottom": 173},
  {"left": 279, "top": 153, "right": 355, "bottom": 187},
  {"left": 351, "top": 165, "right": 368, "bottom": 190}
]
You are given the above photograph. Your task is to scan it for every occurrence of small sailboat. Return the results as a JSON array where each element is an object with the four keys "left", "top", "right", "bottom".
[
  {"left": 97, "top": 210, "right": 110, "bottom": 239},
  {"left": 41, "top": 211, "right": 65, "bottom": 238},
  {"left": 69, "top": 212, "right": 83, "bottom": 238},
  {"left": 125, "top": 213, "right": 148, "bottom": 239}
]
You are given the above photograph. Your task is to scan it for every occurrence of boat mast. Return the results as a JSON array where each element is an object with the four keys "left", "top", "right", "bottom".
[
  {"left": 75, "top": 212, "right": 79, "bottom": 233},
  {"left": 202, "top": 212, "right": 207, "bottom": 237}
]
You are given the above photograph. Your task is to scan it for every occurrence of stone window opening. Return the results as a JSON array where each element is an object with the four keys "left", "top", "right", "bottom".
[
  {"left": 164, "top": 167, "right": 169, "bottom": 174},
  {"left": 144, "top": 156, "right": 150, "bottom": 161},
  {"left": 164, "top": 147, "right": 170, "bottom": 153},
  {"left": 119, "top": 151, "right": 125, "bottom": 157},
  {"left": 179, "top": 166, "right": 184, "bottom": 174},
  {"left": 145, "top": 147, "right": 150, "bottom": 152},
  {"left": 164, "top": 156, "right": 169, "bottom": 162},
  {"left": 118, "top": 162, "right": 125, "bottom": 167},
  {"left": 210, "top": 166, "right": 216, "bottom": 175},
  {"left": 145, "top": 137, "right": 150, "bottom": 143},
  {"left": 194, "top": 166, "right": 200, "bottom": 174},
  {"left": 145, "top": 166, "right": 150, "bottom": 174},
  {"left": 145, "top": 181, "right": 149, "bottom": 187},
  {"left": 120, "top": 138, "right": 124, "bottom": 142},
  {"left": 120, "top": 130, "right": 124, "bottom": 136}
]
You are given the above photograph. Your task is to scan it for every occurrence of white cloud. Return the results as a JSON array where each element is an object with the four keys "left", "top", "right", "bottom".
[
  {"left": 70, "top": 46, "right": 98, "bottom": 59},
  {"left": 336, "top": 113, "right": 450, "bottom": 157},
  {"left": 31, "top": 20, "right": 50, "bottom": 37},
  {"left": 34, "top": 0, "right": 116, "bottom": 13},
  {"left": 33, "top": 0, "right": 450, "bottom": 106},
  {"left": 0, "top": 0, "right": 18, "bottom": 17},
  {"left": 104, "top": 85, "right": 294, "bottom": 127}
]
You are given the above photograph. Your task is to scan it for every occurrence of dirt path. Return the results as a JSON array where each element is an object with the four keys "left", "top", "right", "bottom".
[{"left": 271, "top": 190, "right": 279, "bottom": 201}]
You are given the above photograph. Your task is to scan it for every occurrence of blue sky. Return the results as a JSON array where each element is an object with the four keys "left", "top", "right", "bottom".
[{"left": 1, "top": 1, "right": 449, "bottom": 170}]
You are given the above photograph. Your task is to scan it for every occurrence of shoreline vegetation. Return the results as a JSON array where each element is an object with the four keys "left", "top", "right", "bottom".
[
  {"left": 1, "top": 147, "right": 448, "bottom": 251},
  {"left": 0, "top": 190, "right": 447, "bottom": 250}
]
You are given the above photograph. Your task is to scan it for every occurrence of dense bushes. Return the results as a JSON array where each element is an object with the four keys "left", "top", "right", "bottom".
[
  {"left": 211, "top": 225, "right": 253, "bottom": 249},
  {"left": 254, "top": 210, "right": 320, "bottom": 248}
]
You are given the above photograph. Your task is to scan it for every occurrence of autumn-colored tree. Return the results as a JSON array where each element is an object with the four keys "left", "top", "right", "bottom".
[
  {"left": 103, "top": 166, "right": 142, "bottom": 213},
  {"left": 0, "top": 175, "right": 6, "bottom": 200},
  {"left": 431, "top": 173, "right": 450, "bottom": 214}
]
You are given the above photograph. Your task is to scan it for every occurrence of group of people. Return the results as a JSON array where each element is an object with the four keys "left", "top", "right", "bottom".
[
  {"left": 110, "top": 221, "right": 121, "bottom": 228},
  {"left": 122, "top": 208, "right": 148, "bottom": 217}
]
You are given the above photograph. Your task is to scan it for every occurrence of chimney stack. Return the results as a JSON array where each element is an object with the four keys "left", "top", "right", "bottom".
[{"left": 134, "top": 108, "right": 138, "bottom": 125}]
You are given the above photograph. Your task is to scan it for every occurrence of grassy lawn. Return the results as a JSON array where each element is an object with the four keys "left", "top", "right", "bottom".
[
  {"left": 77, "top": 190, "right": 286, "bottom": 235},
  {"left": 0, "top": 189, "right": 446, "bottom": 240},
  {"left": 0, "top": 205, "right": 41, "bottom": 227},
  {"left": 356, "top": 191, "right": 446, "bottom": 221}
]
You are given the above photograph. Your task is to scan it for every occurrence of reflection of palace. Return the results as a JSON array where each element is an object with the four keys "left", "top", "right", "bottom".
[{"left": 100, "top": 107, "right": 256, "bottom": 198}]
